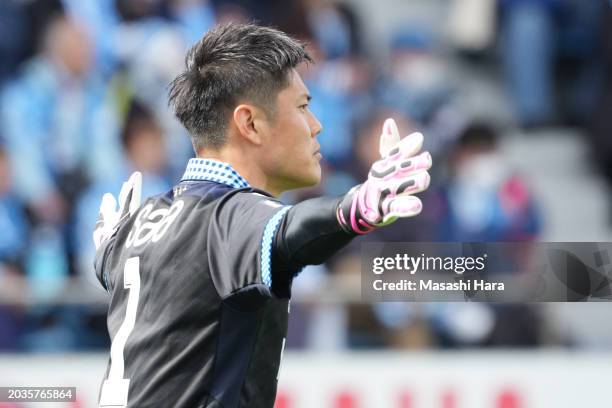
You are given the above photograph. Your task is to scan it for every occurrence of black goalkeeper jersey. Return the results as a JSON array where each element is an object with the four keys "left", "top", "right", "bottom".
[{"left": 94, "top": 178, "right": 294, "bottom": 408}]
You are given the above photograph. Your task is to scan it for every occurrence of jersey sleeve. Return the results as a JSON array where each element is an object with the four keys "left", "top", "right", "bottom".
[
  {"left": 210, "top": 190, "right": 358, "bottom": 300},
  {"left": 208, "top": 191, "right": 296, "bottom": 299}
]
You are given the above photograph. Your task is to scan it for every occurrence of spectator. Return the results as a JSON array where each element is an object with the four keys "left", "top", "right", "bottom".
[
  {"left": 61, "top": 0, "right": 121, "bottom": 77},
  {"left": 0, "top": 1, "right": 29, "bottom": 84},
  {"left": 74, "top": 100, "right": 171, "bottom": 280},
  {"left": 500, "top": 0, "right": 559, "bottom": 127},
  {"left": 0, "top": 142, "right": 29, "bottom": 350},
  {"left": 303, "top": 0, "right": 353, "bottom": 60},
  {"left": 589, "top": 0, "right": 612, "bottom": 206},
  {"left": 0, "top": 144, "right": 28, "bottom": 268},
  {"left": 500, "top": 0, "right": 606, "bottom": 127},
  {"left": 375, "top": 28, "right": 453, "bottom": 125},
  {"left": 165, "top": 0, "right": 216, "bottom": 46},
  {"left": 114, "top": 1, "right": 208, "bottom": 179},
  {"left": 299, "top": 40, "right": 371, "bottom": 167},
  {"left": 0, "top": 13, "right": 123, "bottom": 225},
  {"left": 430, "top": 122, "right": 540, "bottom": 241}
]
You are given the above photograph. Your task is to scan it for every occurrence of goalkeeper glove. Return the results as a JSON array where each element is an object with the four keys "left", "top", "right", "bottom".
[
  {"left": 93, "top": 172, "right": 142, "bottom": 250},
  {"left": 337, "top": 118, "right": 432, "bottom": 234}
]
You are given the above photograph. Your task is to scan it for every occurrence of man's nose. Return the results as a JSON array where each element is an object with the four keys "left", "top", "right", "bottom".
[{"left": 310, "top": 113, "right": 323, "bottom": 138}]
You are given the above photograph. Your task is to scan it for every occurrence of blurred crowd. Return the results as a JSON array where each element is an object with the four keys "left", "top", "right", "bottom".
[{"left": 0, "top": 0, "right": 610, "bottom": 352}]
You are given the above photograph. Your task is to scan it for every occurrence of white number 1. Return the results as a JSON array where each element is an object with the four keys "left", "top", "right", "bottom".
[{"left": 99, "top": 257, "right": 141, "bottom": 408}]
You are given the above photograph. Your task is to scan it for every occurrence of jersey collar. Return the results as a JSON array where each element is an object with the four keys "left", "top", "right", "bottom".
[{"left": 180, "top": 158, "right": 250, "bottom": 189}]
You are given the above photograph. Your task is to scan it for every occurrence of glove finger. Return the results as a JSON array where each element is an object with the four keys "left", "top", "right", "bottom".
[
  {"left": 396, "top": 151, "right": 432, "bottom": 175},
  {"left": 379, "top": 118, "right": 401, "bottom": 158},
  {"left": 370, "top": 151, "right": 432, "bottom": 180},
  {"left": 117, "top": 171, "right": 142, "bottom": 218},
  {"left": 128, "top": 171, "right": 142, "bottom": 216},
  {"left": 93, "top": 227, "right": 107, "bottom": 249},
  {"left": 386, "top": 131, "right": 424, "bottom": 161},
  {"left": 98, "top": 193, "right": 118, "bottom": 224},
  {"left": 382, "top": 195, "right": 423, "bottom": 223},
  {"left": 93, "top": 193, "right": 118, "bottom": 249},
  {"left": 389, "top": 170, "right": 431, "bottom": 196},
  {"left": 117, "top": 181, "right": 129, "bottom": 216},
  {"left": 120, "top": 188, "right": 134, "bottom": 219}
]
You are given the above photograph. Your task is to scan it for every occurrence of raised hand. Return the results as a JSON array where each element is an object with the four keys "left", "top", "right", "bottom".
[
  {"left": 337, "top": 118, "right": 432, "bottom": 234},
  {"left": 93, "top": 172, "right": 142, "bottom": 249}
]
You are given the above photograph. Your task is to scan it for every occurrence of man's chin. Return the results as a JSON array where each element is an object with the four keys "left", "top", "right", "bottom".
[
  {"left": 283, "top": 171, "right": 321, "bottom": 192},
  {"left": 295, "top": 176, "right": 321, "bottom": 190},
  {"left": 305, "top": 167, "right": 322, "bottom": 187}
]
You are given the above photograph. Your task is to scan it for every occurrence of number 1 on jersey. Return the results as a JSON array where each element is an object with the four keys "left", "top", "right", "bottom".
[{"left": 99, "top": 257, "right": 141, "bottom": 408}]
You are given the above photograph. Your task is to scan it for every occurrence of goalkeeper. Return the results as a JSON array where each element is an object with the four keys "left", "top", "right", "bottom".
[{"left": 93, "top": 23, "right": 431, "bottom": 408}]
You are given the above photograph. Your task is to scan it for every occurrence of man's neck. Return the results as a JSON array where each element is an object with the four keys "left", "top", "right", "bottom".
[{"left": 196, "top": 149, "right": 282, "bottom": 197}]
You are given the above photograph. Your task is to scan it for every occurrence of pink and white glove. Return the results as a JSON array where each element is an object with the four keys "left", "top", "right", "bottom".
[{"left": 337, "top": 118, "right": 432, "bottom": 234}]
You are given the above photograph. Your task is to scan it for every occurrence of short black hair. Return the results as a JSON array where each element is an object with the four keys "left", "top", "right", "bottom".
[{"left": 168, "top": 23, "right": 312, "bottom": 152}]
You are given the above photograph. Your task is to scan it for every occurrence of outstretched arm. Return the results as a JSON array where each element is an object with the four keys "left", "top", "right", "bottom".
[{"left": 270, "top": 118, "right": 432, "bottom": 286}]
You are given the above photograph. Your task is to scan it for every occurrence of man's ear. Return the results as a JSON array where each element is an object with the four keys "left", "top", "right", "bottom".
[{"left": 233, "top": 104, "right": 267, "bottom": 145}]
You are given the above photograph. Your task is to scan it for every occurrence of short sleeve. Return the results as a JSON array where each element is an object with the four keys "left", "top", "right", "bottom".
[{"left": 208, "top": 191, "right": 291, "bottom": 299}]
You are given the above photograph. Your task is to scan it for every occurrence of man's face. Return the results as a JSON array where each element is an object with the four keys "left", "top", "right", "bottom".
[{"left": 259, "top": 69, "right": 323, "bottom": 193}]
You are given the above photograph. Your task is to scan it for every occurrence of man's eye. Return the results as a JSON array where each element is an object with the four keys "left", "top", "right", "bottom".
[{"left": 299, "top": 104, "right": 308, "bottom": 111}]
